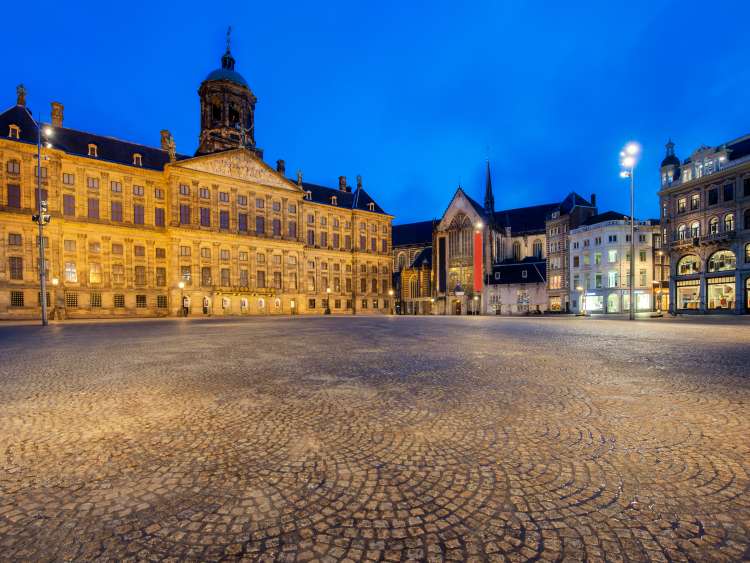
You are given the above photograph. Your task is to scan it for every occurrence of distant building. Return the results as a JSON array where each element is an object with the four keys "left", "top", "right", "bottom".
[
  {"left": 545, "top": 193, "right": 598, "bottom": 312},
  {"left": 487, "top": 257, "right": 547, "bottom": 315},
  {"left": 568, "top": 212, "right": 660, "bottom": 314},
  {"left": 392, "top": 221, "right": 434, "bottom": 314},
  {"left": 658, "top": 136, "right": 750, "bottom": 314}
]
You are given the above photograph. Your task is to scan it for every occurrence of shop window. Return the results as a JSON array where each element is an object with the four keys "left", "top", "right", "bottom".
[
  {"left": 707, "top": 277, "right": 735, "bottom": 310},
  {"left": 676, "top": 280, "right": 700, "bottom": 310},
  {"left": 707, "top": 250, "right": 736, "bottom": 272},
  {"left": 676, "top": 254, "right": 700, "bottom": 276}
]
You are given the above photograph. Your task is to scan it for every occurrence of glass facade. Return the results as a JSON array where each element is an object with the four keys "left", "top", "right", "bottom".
[
  {"left": 707, "top": 277, "right": 735, "bottom": 310},
  {"left": 676, "top": 280, "right": 700, "bottom": 310}
]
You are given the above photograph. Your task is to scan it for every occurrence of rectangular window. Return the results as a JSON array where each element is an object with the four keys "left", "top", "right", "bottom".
[
  {"left": 238, "top": 195, "right": 247, "bottom": 206},
  {"left": 272, "top": 201, "right": 281, "bottom": 212},
  {"left": 201, "top": 267, "right": 212, "bottom": 287},
  {"left": 690, "top": 194, "right": 700, "bottom": 210},
  {"left": 239, "top": 251, "right": 248, "bottom": 261},
  {"left": 88, "top": 198, "right": 100, "bottom": 219},
  {"left": 257, "top": 270, "right": 266, "bottom": 288},
  {"left": 35, "top": 188, "right": 49, "bottom": 210},
  {"left": 219, "top": 191, "right": 229, "bottom": 202},
  {"left": 708, "top": 188, "right": 718, "bottom": 206},
  {"left": 288, "top": 221, "right": 297, "bottom": 238},
  {"left": 9, "top": 256, "right": 23, "bottom": 280},
  {"left": 181, "top": 266, "right": 192, "bottom": 286},
  {"left": 136, "top": 295, "right": 147, "bottom": 308},
  {"left": 333, "top": 233, "right": 340, "bottom": 249},
  {"left": 639, "top": 250, "right": 647, "bottom": 262},
  {"left": 677, "top": 198, "right": 686, "bottom": 213},
  {"left": 573, "top": 256, "right": 579, "bottom": 267},
  {"left": 238, "top": 213, "right": 248, "bottom": 232},
  {"left": 360, "top": 236, "right": 366, "bottom": 251},
  {"left": 133, "top": 204, "right": 145, "bottom": 225},
  {"left": 110, "top": 201, "right": 123, "bottom": 222},
  {"left": 381, "top": 239, "right": 388, "bottom": 253},
  {"left": 112, "top": 263, "right": 124, "bottom": 283},
  {"left": 114, "top": 294, "right": 125, "bottom": 308},
  {"left": 87, "top": 177, "right": 99, "bottom": 190},
  {"left": 179, "top": 245, "right": 191, "bottom": 256},
  {"left": 90, "top": 292, "right": 102, "bottom": 308},
  {"left": 744, "top": 178, "right": 750, "bottom": 197},
  {"left": 200, "top": 187, "right": 210, "bottom": 199},
  {"left": 156, "top": 267, "right": 166, "bottom": 286},
  {"left": 63, "top": 172, "right": 75, "bottom": 185},
  {"left": 289, "top": 272, "right": 297, "bottom": 290},
  {"left": 723, "top": 183, "right": 734, "bottom": 201},
  {"left": 65, "top": 261, "right": 77, "bottom": 282},
  {"left": 220, "top": 249, "right": 230, "bottom": 261},
  {"left": 220, "top": 268, "right": 230, "bottom": 286},
  {"left": 134, "top": 245, "right": 145, "bottom": 257},
  {"left": 65, "top": 292, "right": 78, "bottom": 308},
  {"left": 63, "top": 194, "right": 75, "bottom": 215},
  {"left": 7, "top": 185, "right": 20, "bottom": 208},
  {"left": 308, "top": 299, "right": 316, "bottom": 309},
  {"left": 256, "top": 198, "right": 264, "bottom": 209},
  {"left": 157, "top": 295, "right": 168, "bottom": 309},
  {"left": 155, "top": 247, "right": 166, "bottom": 259},
  {"left": 345, "top": 235, "right": 351, "bottom": 250},
  {"left": 307, "top": 229, "right": 315, "bottom": 246},
  {"left": 155, "top": 207, "right": 165, "bottom": 227},
  {"left": 240, "top": 269, "right": 249, "bottom": 286},
  {"left": 154, "top": 188, "right": 164, "bottom": 199},
  {"left": 594, "top": 253, "right": 602, "bottom": 265},
  {"left": 320, "top": 232, "right": 328, "bottom": 247},
  {"left": 180, "top": 204, "right": 191, "bottom": 225},
  {"left": 256, "top": 216, "right": 265, "bottom": 235},
  {"left": 273, "top": 271, "right": 282, "bottom": 289},
  {"left": 219, "top": 210, "right": 230, "bottom": 230},
  {"left": 89, "top": 263, "right": 102, "bottom": 284},
  {"left": 8, "top": 233, "right": 22, "bottom": 246},
  {"left": 179, "top": 184, "right": 190, "bottom": 196},
  {"left": 272, "top": 218, "right": 281, "bottom": 236},
  {"left": 110, "top": 181, "right": 122, "bottom": 193},
  {"left": 200, "top": 207, "right": 210, "bottom": 227},
  {"left": 135, "top": 265, "right": 146, "bottom": 285},
  {"left": 200, "top": 247, "right": 211, "bottom": 259},
  {"left": 288, "top": 203, "right": 296, "bottom": 214},
  {"left": 63, "top": 239, "right": 76, "bottom": 252}
]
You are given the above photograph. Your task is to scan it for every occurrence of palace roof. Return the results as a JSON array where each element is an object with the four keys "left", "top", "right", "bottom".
[
  {"left": 392, "top": 220, "right": 435, "bottom": 247},
  {"left": 298, "top": 180, "right": 387, "bottom": 215},
  {"left": 489, "top": 258, "right": 546, "bottom": 285}
]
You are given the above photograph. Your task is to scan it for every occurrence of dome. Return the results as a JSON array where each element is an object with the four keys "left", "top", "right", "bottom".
[
  {"left": 203, "top": 49, "right": 248, "bottom": 88},
  {"left": 204, "top": 67, "right": 248, "bottom": 87},
  {"left": 660, "top": 154, "right": 680, "bottom": 168}
]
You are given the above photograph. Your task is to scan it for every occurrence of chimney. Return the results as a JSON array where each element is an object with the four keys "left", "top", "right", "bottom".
[
  {"left": 16, "top": 84, "right": 26, "bottom": 107},
  {"left": 338, "top": 175, "right": 347, "bottom": 191},
  {"left": 276, "top": 159, "right": 286, "bottom": 175},
  {"left": 590, "top": 193, "right": 597, "bottom": 207},
  {"left": 356, "top": 175, "right": 362, "bottom": 190},
  {"left": 51, "top": 102, "right": 64, "bottom": 127}
]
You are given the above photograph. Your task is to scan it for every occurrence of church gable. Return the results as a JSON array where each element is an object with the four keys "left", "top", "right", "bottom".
[
  {"left": 437, "top": 189, "right": 484, "bottom": 231},
  {"left": 172, "top": 149, "right": 299, "bottom": 191}
]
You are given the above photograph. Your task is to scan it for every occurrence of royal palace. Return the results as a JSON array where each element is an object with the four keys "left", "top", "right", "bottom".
[{"left": 0, "top": 42, "right": 393, "bottom": 319}]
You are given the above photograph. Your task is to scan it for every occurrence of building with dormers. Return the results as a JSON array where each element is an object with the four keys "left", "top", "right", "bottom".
[
  {"left": 0, "top": 41, "right": 393, "bottom": 319},
  {"left": 658, "top": 135, "right": 750, "bottom": 314}
]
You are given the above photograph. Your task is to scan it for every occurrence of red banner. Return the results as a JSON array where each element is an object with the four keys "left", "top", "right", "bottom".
[{"left": 473, "top": 230, "right": 483, "bottom": 292}]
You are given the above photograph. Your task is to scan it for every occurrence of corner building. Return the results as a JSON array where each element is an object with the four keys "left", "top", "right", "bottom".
[{"left": 0, "top": 44, "right": 393, "bottom": 319}]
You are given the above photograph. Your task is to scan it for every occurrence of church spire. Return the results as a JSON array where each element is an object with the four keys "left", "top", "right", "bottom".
[{"left": 483, "top": 159, "right": 495, "bottom": 218}]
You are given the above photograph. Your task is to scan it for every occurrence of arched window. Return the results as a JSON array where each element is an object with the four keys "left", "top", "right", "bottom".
[
  {"left": 409, "top": 277, "right": 417, "bottom": 298},
  {"left": 746, "top": 243, "right": 750, "bottom": 263},
  {"left": 744, "top": 209, "right": 750, "bottom": 230},
  {"left": 532, "top": 239, "right": 543, "bottom": 258},
  {"left": 6, "top": 159, "right": 20, "bottom": 174},
  {"left": 397, "top": 252, "right": 406, "bottom": 272},
  {"left": 709, "top": 216, "right": 719, "bottom": 234},
  {"left": 676, "top": 254, "right": 700, "bottom": 275},
  {"left": 724, "top": 213, "right": 735, "bottom": 232},
  {"left": 708, "top": 250, "right": 736, "bottom": 272},
  {"left": 677, "top": 224, "right": 687, "bottom": 240},
  {"left": 690, "top": 221, "right": 700, "bottom": 237},
  {"left": 132, "top": 153, "right": 142, "bottom": 166},
  {"left": 512, "top": 241, "right": 522, "bottom": 261},
  {"left": 88, "top": 144, "right": 98, "bottom": 157}
]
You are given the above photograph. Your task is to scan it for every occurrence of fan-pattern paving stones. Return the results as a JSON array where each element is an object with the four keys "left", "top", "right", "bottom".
[{"left": 0, "top": 316, "right": 749, "bottom": 562}]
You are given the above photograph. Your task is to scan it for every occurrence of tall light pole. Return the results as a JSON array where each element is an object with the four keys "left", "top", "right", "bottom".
[
  {"left": 178, "top": 281, "right": 185, "bottom": 316},
  {"left": 620, "top": 142, "right": 640, "bottom": 321},
  {"left": 33, "top": 122, "right": 53, "bottom": 326},
  {"left": 388, "top": 288, "right": 394, "bottom": 315}
]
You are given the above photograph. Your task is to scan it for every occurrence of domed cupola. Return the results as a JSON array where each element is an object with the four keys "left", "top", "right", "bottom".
[
  {"left": 196, "top": 27, "right": 261, "bottom": 157},
  {"left": 660, "top": 139, "right": 681, "bottom": 187}
]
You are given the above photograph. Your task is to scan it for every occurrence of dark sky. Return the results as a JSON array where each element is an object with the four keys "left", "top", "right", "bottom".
[{"left": 5, "top": 1, "right": 749, "bottom": 223}]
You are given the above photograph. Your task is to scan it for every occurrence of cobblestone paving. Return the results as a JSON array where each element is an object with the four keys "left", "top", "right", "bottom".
[{"left": 0, "top": 316, "right": 749, "bottom": 562}]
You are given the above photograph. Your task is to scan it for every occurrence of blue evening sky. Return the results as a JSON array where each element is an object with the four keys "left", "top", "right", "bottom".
[{"left": 5, "top": 0, "right": 749, "bottom": 223}]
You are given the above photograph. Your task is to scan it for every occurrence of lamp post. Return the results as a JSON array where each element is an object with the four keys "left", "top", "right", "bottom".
[
  {"left": 652, "top": 280, "right": 662, "bottom": 315},
  {"left": 325, "top": 287, "right": 331, "bottom": 315},
  {"left": 388, "top": 288, "right": 394, "bottom": 315},
  {"left": 576, "top": 285, "right": 585, "bottom": 316},
  {"left": 620, "top": 142, "right": 640, "bottom": 321},
  {"left": 178, "top": 281, "right": 185, "bottom": 316},
  {"left": 33, "top": 122, "right": 53, "bottom": 326}
]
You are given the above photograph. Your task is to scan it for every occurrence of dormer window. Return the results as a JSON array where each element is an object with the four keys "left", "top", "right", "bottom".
[
  {"left": 331, "top": 195, "right": 337, "bottom": 206},
  {"left": 521, "top": 270, "right": 528, "bottom": 279},
  {"left": 367, "top": 202, "right": 375, "bottom": 211},
  {"left": 8, "top": 124, "right": 20, "bottom": 139},
  {"left": 88, "top": 144, "right": 98, "bottom": 158},
  {"left": 133, "top": 153, "right": 142, "bottom": 166},
  {"left": 304, "top": 190, "right": 312, "bottom": 200}
]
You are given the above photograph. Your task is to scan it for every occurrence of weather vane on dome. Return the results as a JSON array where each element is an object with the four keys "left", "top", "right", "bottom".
[{"left": 226, "top": 26, "right": 232, "bottom": 53}]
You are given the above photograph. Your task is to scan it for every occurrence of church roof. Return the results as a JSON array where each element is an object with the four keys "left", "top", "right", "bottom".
[
  {"left": 489, "top": 258, "right": 546, "bottom": 285},
  {"left": 0, "top": 104, "right": 188, "bottom": 171},
  {"left": 410, "top": 246, "right": 433, "bottom": 269},
  {"left": 392, "top": 220, "right": 435, "bottom": 247},
  {"left": 493, "top": 202, "right": 560, "bottom": 235},
  {"left": 299, "top": 181, "right": 387, "bottom": 215}
]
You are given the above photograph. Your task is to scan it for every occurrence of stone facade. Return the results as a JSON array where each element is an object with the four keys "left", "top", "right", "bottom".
[
  {"left": 658, "top": 137, "right": 750, "bottom": 314},
  {"left": 0, "top": 45, "right": 393, "bottom": 320}
]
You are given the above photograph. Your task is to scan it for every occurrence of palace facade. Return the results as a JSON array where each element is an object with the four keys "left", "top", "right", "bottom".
[
  {"left": 659, "top": 136, "right": 750, "bottom": 314},
  {"left": 0, "top": 42, "right": 393, "bottom": 319}
]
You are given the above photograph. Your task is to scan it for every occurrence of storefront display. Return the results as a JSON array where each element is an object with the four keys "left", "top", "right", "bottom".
[
  {"left": 676, "top": 279, "right": 700, "bottom": 310},
  {"left": 707, "top": 276, "right": 735, "bottom": 310}
]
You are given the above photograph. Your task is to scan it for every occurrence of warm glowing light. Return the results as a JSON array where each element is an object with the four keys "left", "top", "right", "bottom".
[
  {"left": 43, "top": 127, "right": 53, "bottom": 136},
  {"left": 473, "top": 296, "right": 478, "bottom": 301},
  {"left": 178, "top": 281, "right": 185, "bottom": 289},
  {"left": 475, "top": 221, "right": 483, "bottom": 230},
  {"left": 51, "top": 277, "right": 59, "bottom": 286},
  {"left": 625, "top": 142, "right": 640, "bottom": 156},
  {"left": 388, "top": 289, "right": 394, "bottom": 296},
  {"left": 576, "top": 286, "right": 584, "bottom": 292},
  {"left": 620, "top": 170, "right": 630, "bottom": 178},
  {"left": 326, "top": 287, "right": 331, "bottom": 294}
]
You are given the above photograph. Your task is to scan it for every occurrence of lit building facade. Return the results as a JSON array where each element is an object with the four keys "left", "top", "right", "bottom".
[
  {"left": 392, "top": 221, "right": 434, "bottom": 314},
  {"left": 658, "top": 137, "right": 750, "bottom": 314},
  {"left": 569, "top": 212, "right": 660, "bottom": 314},
  {"left": 0, "top": 43, "right": 393, "bottom": 319}
]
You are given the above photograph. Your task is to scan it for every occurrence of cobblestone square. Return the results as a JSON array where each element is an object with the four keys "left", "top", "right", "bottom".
[{"left": 1, "top": 316, "right": 749, "bottom": 562}]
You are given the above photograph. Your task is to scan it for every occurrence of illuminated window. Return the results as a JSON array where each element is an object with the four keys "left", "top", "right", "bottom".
[
  {"left": 88, "top": 144, "right": 98, "bottom": 157},
  {"left": 133, "top": 153, "right": 142, "bottom": 166}
]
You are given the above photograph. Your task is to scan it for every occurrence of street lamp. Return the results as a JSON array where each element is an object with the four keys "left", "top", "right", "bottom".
[
  {"left": 576, "top": 285, "right": 586, "bottom": 316},
  {"left": 178, "top": 281, "right": 185, "bottom": 316},
  {"left": 33, "top": 122, "right": 53, "bottom": 326},
  {"left": 388, "top": 288, "right": 394, "bottom": 315},
  {"left": 619, "top": 141, "right": 640, "bottom": 321},
  {"left": 325, "top": 287, "right": 331, "bottom": 315}
]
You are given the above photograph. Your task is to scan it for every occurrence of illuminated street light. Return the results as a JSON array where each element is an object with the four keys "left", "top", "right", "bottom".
[
  {"left": 178, "top": 281, "right": 186, "bottom": 316},
  {"left": 388, "top": 288, "right": 394, "bottom": 315},
  {"left": 51, "top": 277, "right": 59, "bottom": 286},
  {"left": 475, "top": 221, "right": 483, "bottom": 231},
  {"left": 576, "top": 285, "right": 586, "bottom": 316},
  {"left": 619, "top": 141, "right": 640, "bottom": 321},
  {"left": 325, "top": 287, "right": 331, "bottom": 315}
]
